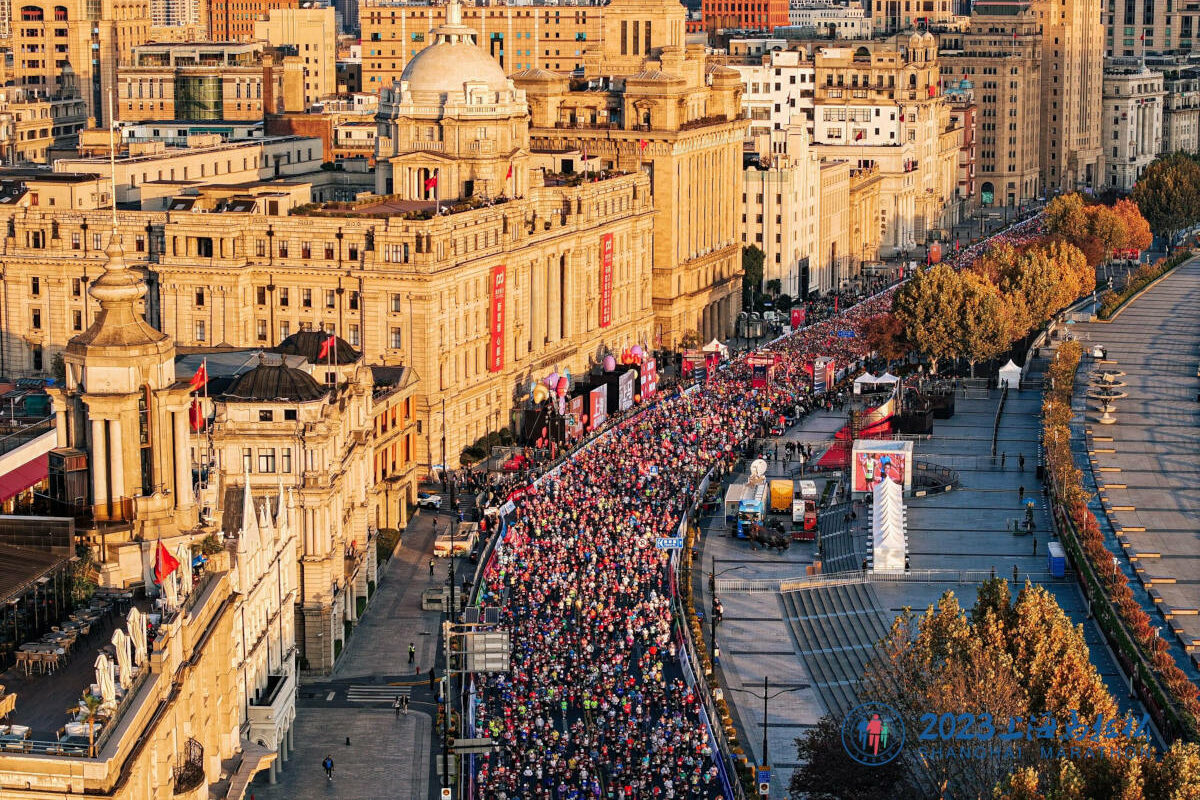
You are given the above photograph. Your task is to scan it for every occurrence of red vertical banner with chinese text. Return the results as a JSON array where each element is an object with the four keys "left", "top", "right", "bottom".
[
  {"left": 599, "top": 232, "right": 614, "bottom": 328},
  {"left": 489, "top": 264, "right": 506, "bottom": 372}
]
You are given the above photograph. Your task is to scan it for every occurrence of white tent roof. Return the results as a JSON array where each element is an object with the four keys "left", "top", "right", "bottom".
[
  {"left": 877, "top": 372, "right": 900, "bottom": 383},
  {"left": 702, "top": 339, "right": 728, "bottom": 354},
  {"left": 998, "top": 360, "right": 1021, "bottom": 377},
  {"left": 853, "top": 373, "right": 878, "bottom": 386},
  {"left": 872, "top": 478, "right": 906, "bottom": 572}
]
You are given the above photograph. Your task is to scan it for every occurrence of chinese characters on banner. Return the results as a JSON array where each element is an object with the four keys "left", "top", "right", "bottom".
[
  {"left": 790, "top": 307, "right": 806, "bottom": 328},
  {"left": 589, "top": 384, "right": 608, "bottom": 431},
  {"left": 489, "top": 264, "right": 506, "bottom": 371},
  {"left": 599, "top": 232, "right": 614, "bottom": 328}
]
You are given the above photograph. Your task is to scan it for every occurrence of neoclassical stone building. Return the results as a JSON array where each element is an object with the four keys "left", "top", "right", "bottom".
[
  {"left": 513, "top": 0, "right": 747, "bottom": 346},
  {"left": 0, "top": 6, "right": 658, "bottom": 470}
]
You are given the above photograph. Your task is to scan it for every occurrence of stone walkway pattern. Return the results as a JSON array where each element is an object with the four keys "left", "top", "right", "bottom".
[
  {"left": 1073, "top": 257, "right": 1200, "bottom": 672},
  {"left": 704, "top": 370, "right": 1150, "bottom": 796},
  {"left": 252, "top": 502, "right": 454, "bottom": 800}
]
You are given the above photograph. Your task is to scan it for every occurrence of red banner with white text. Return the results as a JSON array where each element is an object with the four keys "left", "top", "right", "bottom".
[
  {"left": 599, "top": 233, "right": 614, "bottom": 328},
  {"left": 489, "top": 264, "right": 506, "bottom": 371}
]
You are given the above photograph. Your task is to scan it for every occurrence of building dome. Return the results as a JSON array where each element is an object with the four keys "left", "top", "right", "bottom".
[
  {"left": 220, "top": 359, "right": 329, "bottom": 403},
  {"left": 400, "top": 0, "right": 509, "bottom": 102},
  {"left": 274, "top": 331, "right": 361, "bottom": 365}
]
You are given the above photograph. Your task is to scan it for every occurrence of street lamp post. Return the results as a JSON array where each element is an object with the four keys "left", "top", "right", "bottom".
[
  {"left": 730, "top": 676, "right": 804, "bottom": 773},
  {"left": 709, "top": 561, "right": 745, "bottom": 646}
]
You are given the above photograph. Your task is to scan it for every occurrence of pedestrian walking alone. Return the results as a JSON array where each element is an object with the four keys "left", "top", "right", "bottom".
[
  {"left": 408, "top": 643, "right": 416, "bottom": 664},
  {"left": 393, "top": 696, "right": 402, "bottom": 717},
  {"left": 428, "top": 559, "right": 435, "bottom": 577},
  {"left": 1018, "top": 486, "right": 1025, "bottom": 502},
  {"left": 1018, "top": 453, "right": 1025, "bottom": 472},
  {"left": 322, "top": 755, "right": 334, "bottom": 781},
  {"left": 429, "top": 667, "right": 436, "bottom": 691},
  {"left": 401, "top": 694, "right": 409, "bottom": 715},
  {"left": 1032, "top": 538, "right": 1038, "bottom": 557}
]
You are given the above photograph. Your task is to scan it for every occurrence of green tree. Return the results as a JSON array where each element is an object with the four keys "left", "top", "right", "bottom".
[
  {"left": 892, "top": 263, "right": 964, "bottom": 374},
  {"left": 1086, "top": 205, "right": 1129, "bottom": 264},
  {"left": 1131, "top": 153, "right": 1200, "bottom": 246},
  {"left": 742, "top": 245, "right": 765, "bottom": 310},
  {"left": 789, "top": 715, "right": 913, "bottom": 800},
  {"left": 862, "top": 580, "right": 1140, "bottom": 800},
  {"left": 1044, "top": 193, "right": 1091, "bottom": 244},
  {"left": 1113, "top": 198, "right": 1153, "bottom": 252},
  {"left": 958, "top": 272, "right": 1014, "bottom": 376}
]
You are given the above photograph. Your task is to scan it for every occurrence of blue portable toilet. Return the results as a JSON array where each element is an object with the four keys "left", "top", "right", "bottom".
[{"left": 1046, "top": 541, "right": 1066, "bottom": 578}]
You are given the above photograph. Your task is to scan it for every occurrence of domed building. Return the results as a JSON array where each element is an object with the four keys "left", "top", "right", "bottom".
[{"left": 374, "top": 0, "right": 531, "bottom": 200}]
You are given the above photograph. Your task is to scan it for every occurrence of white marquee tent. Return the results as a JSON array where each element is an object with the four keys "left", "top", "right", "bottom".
[{"left": 871, "top": 477, "right": 907, "bottom": 573}]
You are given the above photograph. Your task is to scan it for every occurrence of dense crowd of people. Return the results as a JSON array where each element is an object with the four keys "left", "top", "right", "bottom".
[
  {"left": 470, "top": 220, "right": 1042, "bottom": 799},
  {"left": 471, "top": 288, "right": 894, "bottom": 799}
]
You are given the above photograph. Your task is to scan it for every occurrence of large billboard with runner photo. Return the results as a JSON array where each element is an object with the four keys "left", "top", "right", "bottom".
[{"left": 850, "top": 440, "right": 913, "bottom": 493}]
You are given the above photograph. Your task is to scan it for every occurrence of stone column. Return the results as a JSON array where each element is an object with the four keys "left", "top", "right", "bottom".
[
  {"left": 55, "top": 409, "right": 67, "bottom": 448},
  {"left": 90, "top": 418, "right": 108, "bottom": 509},
  {"left": 173, "top": 410, "right": 191, "bottom": 508},
  {"left": 548, "top": 256, "right": 562, "bottom": 342},
  {"left": 108, "top": 418, "right": 125, "bottom": 503}
]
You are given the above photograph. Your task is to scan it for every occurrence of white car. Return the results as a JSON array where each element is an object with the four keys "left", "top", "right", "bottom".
[{"left": 417, "top": 492, "right": 442, "bottom": 510}]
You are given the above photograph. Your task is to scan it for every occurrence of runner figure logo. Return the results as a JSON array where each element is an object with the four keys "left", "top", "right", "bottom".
[{"left": 841, "top": 702, "right": 905, "bottom": 766}]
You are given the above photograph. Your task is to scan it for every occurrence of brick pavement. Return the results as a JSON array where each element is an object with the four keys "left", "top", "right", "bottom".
[{"left": 253, "top": 500, "right": 454, "bottom": 800}]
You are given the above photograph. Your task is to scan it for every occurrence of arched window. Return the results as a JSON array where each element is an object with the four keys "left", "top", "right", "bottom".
[
  {"left": 53, "top": 5, "right": 67, "bottom": 20},
  {"left": 21, "top": 6, "right": 44, "bottom": 21}
]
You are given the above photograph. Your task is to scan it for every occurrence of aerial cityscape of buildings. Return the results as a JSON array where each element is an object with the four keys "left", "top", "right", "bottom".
[{"left": 0, "top": 0, "right": 1195, "bottom": 795}]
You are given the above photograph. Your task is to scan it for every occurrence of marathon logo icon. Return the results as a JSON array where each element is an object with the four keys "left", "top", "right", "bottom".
[{"left": 842, "top": 702, "right": 906, "bottom": 766}]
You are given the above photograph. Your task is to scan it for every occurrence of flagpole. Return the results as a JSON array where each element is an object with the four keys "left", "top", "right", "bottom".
[{"left": 435, "top": 169, "right": 440, "bottom": 215}]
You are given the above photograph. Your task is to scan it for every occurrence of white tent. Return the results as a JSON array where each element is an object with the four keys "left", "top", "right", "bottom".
[
  {"left": 998, "top": 360, "right": 1022, "bottom": 390},
  {"left": 876, "top": 372, "right": 900, "bottom": 384},
  {"left": 871, "top": 478, "right": 906, "bottom": 573},
  {"left": 853, "top": 373, "right": 878, "bottom": 395},
  {"left": 701, "top": 339, "right": 728, "bottom": 359}
]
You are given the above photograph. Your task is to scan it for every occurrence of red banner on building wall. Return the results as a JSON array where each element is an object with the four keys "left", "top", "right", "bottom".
[
  {"left": 599, "top": 233, "right": 614, "bottom": 328},
  {"left": 489, "top": 264, "right": 506, "bottom": 372}
]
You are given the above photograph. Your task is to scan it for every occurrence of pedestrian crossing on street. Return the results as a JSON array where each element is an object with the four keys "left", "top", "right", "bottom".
[{"left": 346, "top": 685, "right": 412, "bottom": 704}]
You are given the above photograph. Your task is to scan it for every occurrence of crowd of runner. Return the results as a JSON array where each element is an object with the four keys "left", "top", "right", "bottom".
[{"left": 470, "top": 218, "right": 1043, "bottom": 800}]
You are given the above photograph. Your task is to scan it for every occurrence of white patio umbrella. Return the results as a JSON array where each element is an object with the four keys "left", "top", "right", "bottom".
[
  {"left": 111, "top": 629, "right": 132, "bottom": 690},
  {"left": 162, "top": 571, "right": 179, "bottom": 609},
  {"left": 176, "top": 543, "right": 193, "bottom": 598},
  {"left": 94, "top": 653, "right": 116, "bottom": 707},
  {"left": 127, "top": 608, "right": 147, "bottom": 666}
]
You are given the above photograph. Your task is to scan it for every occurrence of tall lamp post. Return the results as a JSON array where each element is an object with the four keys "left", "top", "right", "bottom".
[
  {"left": 731, "top": 676, "right": 804, "bottom": 773},
  {"left": 708, "top": 561, "right": 745, "bottom": 646}
]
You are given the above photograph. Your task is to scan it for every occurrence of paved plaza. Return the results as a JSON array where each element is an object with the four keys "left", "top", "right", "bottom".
[
  {"left": 703, "top": 364, "right": 1151, "bottom": 796},
  {"left": 252, "top": 504, "right": 453, "bottom": 800},
  {"left": 1072, "top": 258, "right": 1200, "bottom": 674}
]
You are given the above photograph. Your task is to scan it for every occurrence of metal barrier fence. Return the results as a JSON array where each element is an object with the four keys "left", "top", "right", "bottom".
[{"left": 716, "top": 568, "right": 1069, "bottom": 594}]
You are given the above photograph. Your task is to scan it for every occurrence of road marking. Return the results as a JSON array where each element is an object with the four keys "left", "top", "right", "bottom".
[
  {"left": 326, "top": 691, "right": 336, "bottom": 702},
  {"left": 348, "top": 685, "right": 413, "bottom": 704}
]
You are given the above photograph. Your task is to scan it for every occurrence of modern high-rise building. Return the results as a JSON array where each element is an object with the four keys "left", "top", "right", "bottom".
[
  {"left": 12, "top": 0, "right": 151, "bottom": 125},
  {"left": 149, "top": 0, "right": 202, "bottom": 29},
  {"left": 254, "top": 5, "right": 337, "bottom": 109},
  {"left": 701, "top": 0, "right": 789, "bottom": 33},
  {"left": 1102, "top": 0, "right": 1200, "bottom": 57},
  {"left": 1031, "top": 0, "right": 1104, "bottom": 193},
  {"left": 207, "top": 0, "right": 298, "bottom": 41},
  {"left": 359, "top": 0, "right": 604, "bottom": 92},
  {"left": 514, "top": 0, "right": 746, "bottom": 345},
  {"left": 939, "top": 1, "right": 1042, "bottom": 207}
]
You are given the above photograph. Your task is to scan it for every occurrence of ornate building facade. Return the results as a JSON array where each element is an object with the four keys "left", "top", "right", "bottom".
[
  {"left": 0, "top": 229, "right": 294, "bottom": 797},
  {"left": 514, "top": 0, "right": 745, "bottom": 346}
]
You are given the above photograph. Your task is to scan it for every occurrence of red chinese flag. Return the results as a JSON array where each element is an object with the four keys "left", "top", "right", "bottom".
[
  {"left": 318, "top": 334, "right": 336, "bottom": 361},
  {"left": 153, "top": 541, "right": 180, "bottom": 585},
  {"left": 188, "top": 397, "right": 205, "bottom": 432},
  {"left": 855, "top": 130, "right": 864, "bottom": 141},
  {"left": 424, "top": 172, "right": 438, "bottom": 191},
  {"left": 188, "top": 361, "right": 208, "bottom": 392},
  {"left": 505, "top": 163, "right": 513, "bottom": 179},
  {"left": 638, "top": 139, "right": 648, "bottom": 152}
]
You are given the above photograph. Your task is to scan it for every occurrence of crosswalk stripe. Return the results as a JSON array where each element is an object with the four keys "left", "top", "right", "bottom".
[{"left": 347, "top": 685, "right": 412, "bottom": 703}]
